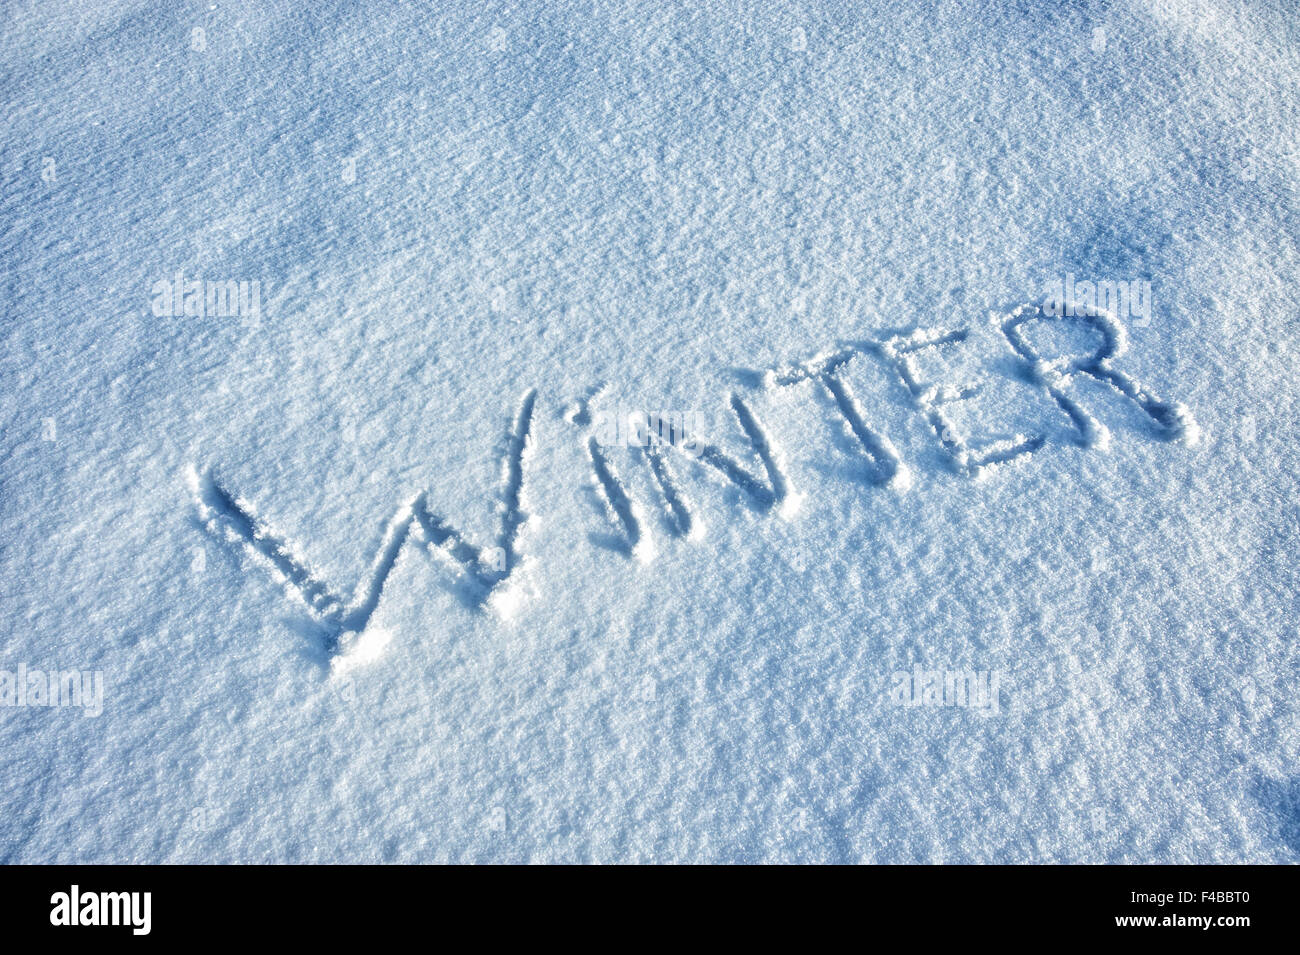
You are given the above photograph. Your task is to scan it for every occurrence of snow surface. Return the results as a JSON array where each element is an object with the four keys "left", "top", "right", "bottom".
[{"left": 2, "top": 0, "right": 1299, "bottom": 862}]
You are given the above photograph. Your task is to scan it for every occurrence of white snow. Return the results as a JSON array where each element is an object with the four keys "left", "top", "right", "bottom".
[{"left": 1, "top": 0, "right": 1298, "bottom": 862}]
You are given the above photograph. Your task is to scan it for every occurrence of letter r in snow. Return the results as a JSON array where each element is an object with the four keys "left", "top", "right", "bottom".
[{"left": 1000, "top": 303, "right": 1198, "bottom": 448}]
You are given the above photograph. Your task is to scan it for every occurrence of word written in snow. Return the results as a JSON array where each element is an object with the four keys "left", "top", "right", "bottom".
[
  {"left": 192, "top": 304, "right": 1197, "bottom": 656},
  {"left": 577, "top": 303, "right": 1195, "bottom": 556}
]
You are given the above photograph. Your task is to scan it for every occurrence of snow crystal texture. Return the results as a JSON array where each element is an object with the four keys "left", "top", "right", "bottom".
[{"left": 1, "top": 0, "right": 1298, "bottom": 862}]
